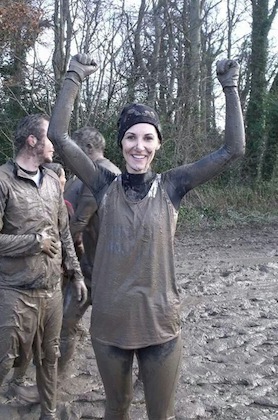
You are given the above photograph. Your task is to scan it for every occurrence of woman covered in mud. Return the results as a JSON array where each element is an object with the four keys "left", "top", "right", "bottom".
[{"left": 48, "top": 54, "right": 245, "bottom": 419}]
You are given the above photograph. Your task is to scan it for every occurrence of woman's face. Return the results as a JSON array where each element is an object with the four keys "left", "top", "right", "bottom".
[{"left": 121, "top": 123, "right": 161, "bottom": 174}]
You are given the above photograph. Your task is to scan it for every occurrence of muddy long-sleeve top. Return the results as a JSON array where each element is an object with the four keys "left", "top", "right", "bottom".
[
  {"left": 0, "top": 161, "right": 84, "bottom": 290},
  {"left": 48, "top": 73, "right": 245, "bottom": 348}
]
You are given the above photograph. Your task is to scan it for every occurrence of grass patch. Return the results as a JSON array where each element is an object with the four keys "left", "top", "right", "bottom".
[{"left": 177, "top": 182, "right": 278, "bottom": 231}]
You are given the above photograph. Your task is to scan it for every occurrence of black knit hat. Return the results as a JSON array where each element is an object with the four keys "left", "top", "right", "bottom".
[{"left": 117, "top": 103, "right": 162, "bottom": 146}]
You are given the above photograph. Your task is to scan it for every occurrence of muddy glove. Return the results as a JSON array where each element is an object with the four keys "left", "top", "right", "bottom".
[
  {"left": 216, "top": 59, "right": 239, "bottom": 90},
  {"left": 73, "top": 279, "right": 88, "bottom": 305},
  {"left": 66, "top": 53, "right": 98, "bottom": 86}
]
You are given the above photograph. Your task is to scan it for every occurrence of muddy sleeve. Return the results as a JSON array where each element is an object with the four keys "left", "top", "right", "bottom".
[
  {"left": 163, "top": 86, "right": 245, "bottom": 208},
  {"left": 0, "top": 181, "right": 43, "bottom": 256},
  {"left": 48, "top": 73, "right": 115, "bottom": 195},
  {"left": 70, "top": 185, "right": 98, "bottom": 239},
  {"left": 58, "top": 191, "right": 84, "bottom": 283}
]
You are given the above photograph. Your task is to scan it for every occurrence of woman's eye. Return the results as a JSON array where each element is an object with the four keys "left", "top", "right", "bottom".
[{"left": 125, "top": 135, "right": 135, "bottom": 140}]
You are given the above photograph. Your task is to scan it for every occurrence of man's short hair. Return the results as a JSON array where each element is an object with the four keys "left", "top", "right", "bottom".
[
  {"left": 14, "top": 114, "right": 50, "bottom": 155},
  {"left": 72, "top": 126, "right": 105, "bottom": 153}
]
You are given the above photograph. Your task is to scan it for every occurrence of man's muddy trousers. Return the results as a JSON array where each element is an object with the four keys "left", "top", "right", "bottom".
[
  {"left": 0, "top": 285, "right": 63, "bottom": 420},
  {"left": 58, "top": 281, "right": 91, "bottom": 374}
]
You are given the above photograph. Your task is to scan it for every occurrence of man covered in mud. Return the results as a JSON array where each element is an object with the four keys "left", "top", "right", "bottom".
[
  {"left": 59, "top": 126, "right": 121, "bottom": 375},
  {"left": 0, "top": 114, "right": 87, "bottom": 420}
]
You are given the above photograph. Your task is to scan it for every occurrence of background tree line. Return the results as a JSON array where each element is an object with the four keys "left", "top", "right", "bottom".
[{"left": 0, "top": 0, "right": 278, "bottom": 209}]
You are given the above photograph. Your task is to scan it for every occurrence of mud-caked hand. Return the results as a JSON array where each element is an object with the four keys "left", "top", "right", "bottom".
[
  {"left": 73, "top": 280, "right": 88, "bottom": 305},
  {"left": 68, "top": 53, "right": 98, "bottom": 82},
  {"left": 41, "top": 235, "right": 59, "bottom": 258},
  {"left": 216, "top": 59, "right": 239, "bottom": 89}
]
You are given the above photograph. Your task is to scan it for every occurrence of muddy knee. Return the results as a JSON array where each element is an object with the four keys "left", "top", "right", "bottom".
[
  {"left": 105, "top": 388, "right": 133, "bottom": 419},
  {"left": 43, "top": 344, "right": 60, "bottom": 366},
  {"left": 0, "top": 357, "right": 16, "bottom": 384}
]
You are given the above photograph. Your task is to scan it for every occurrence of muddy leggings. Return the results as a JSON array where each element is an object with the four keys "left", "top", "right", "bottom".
[{"left": 91, "top": 333, "right": 182, "bottom": 420}]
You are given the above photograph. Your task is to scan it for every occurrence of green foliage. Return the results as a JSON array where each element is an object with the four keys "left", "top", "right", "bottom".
[
  {"left": 261, "top": 74, "right": 278, "bottom": 181},
  {"left": 104, "top": 135, "right": 124, "bottom": 170},
  {"left": 153, "top": 137, "right": 176, "bottom": 173},
  {"left": 0, "top": 112, "right": 17, "bottom": 165},
  {"left": 97, "top": 113, "right": 124, "bottom": 170},
  {"left": 0, "top": 133, "right": 13, "bottom": 165},
  {"left": 177, "top": 181, "right": 278, "bottom": 231}
]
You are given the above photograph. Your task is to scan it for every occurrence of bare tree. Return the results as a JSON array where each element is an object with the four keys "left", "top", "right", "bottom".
[{"left": 52, "top": 0, "right": 75, "bottom": 93}]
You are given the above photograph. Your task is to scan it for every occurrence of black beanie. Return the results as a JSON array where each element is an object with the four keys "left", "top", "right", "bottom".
[{"left": 117, "top": 103, "right": 162, "bottom": 146}]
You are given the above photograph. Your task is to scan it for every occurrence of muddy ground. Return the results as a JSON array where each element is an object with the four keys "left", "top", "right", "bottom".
[{"left": 1, "top": 222, "right": 278, "bottom": 419}]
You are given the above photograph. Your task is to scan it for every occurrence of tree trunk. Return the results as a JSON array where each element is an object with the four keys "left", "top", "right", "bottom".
[
  {"left": 261, "top": 70, "right": 278, "bottom": 181},
  {"left": 52, "top": 0, "right": 73, "bottom": 95},
  {"left": 242, "top": 0, "right": 278, "bottom": 183}
]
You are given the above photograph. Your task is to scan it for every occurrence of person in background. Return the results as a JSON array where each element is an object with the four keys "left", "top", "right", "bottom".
[
  {"left": 43, "top": 162, "right": 74, "bottom": 217},
  {"left": 43, "top": 162, "right": 75, "bottom": 290},
  {"left": 48, "top": 54, "right": 245, "bottom": 419},
  {"left": 45, "top": 162, "right": 67, "bottom": 191},
  {"left": 0, "top": 114, "right": 87, "bottom": 420},
  {"left": 52, "top": 163, "right": 74, "bottom": 218},
  {"left": 59, "top": 126, "right": 121, "bottom": 375}
]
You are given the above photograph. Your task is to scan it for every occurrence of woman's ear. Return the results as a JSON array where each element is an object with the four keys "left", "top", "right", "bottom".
[{"left": 156, "top": 142, "right": 161, "bottom": 151}]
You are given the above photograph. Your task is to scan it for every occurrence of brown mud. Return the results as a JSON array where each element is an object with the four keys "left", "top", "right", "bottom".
[{"left": 1, "top": 223, "right": 278, "bottom": 419}]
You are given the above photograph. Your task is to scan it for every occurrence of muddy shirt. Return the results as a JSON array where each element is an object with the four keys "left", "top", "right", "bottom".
[
  {"left": 90, "top": 174, "right": 179, "bottom": 348},
  {"left": 0, "top": 160, "right": 83, "bottom": 290}
]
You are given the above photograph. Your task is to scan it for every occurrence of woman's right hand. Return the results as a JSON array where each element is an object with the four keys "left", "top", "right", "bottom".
[
  {"left": 68, "top": 53, "right": 98, "bottom": 82},
  {"left": 216, "top": 59, "right": 239, "bottom": 89}
]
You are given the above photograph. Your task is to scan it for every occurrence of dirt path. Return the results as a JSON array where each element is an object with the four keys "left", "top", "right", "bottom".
[{"left": 1, "top": 223, "right": 278, "bottom": 419}]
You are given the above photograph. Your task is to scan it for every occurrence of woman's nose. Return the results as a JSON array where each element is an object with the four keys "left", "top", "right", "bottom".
[{"left": 134, "top": 138, "right": 144, "bottom": 150}]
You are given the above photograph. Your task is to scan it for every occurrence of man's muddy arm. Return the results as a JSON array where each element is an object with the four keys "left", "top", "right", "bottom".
[
  {"left": 0, "top": 232, "right": 45, "bottom": 256},
  {"left": 70, "top": 186, "right": 98, "bottom": 239},
  {"left": 58, "top": 194, "right": 84, "bottom": 282},
  {"left": 58, "top": 192, "right": 88, "bottom": 303}
]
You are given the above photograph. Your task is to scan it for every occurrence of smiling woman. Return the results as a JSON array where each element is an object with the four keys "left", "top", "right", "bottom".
[{"left": 48, "top": 53, "right": 245, "bottom": 420}]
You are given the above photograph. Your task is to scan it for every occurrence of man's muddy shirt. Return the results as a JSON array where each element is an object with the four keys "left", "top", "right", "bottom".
[{"left": 0, "top": 160, "right": 83, "bottom": 290}]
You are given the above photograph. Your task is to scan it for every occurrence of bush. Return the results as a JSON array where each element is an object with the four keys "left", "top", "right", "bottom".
[{"left": 177, "top": 181, "right": 278, "bottom": 231}]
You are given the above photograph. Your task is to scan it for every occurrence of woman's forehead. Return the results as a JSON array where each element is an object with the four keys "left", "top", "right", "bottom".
[{"left": 125, "top": 123, "right": 157, "bottom": 134}]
